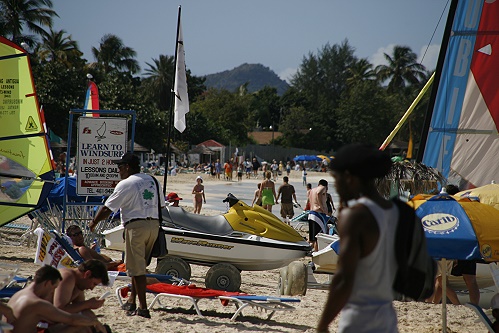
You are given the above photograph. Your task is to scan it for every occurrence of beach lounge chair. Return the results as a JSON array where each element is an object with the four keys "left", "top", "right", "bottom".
[
  {"left": 464, "top": 302, "right": 494, "bottom": 332},
  {"left": 116, "top": 282, "right": 300, "bottom": 321},
  {"left": 47, "top": 229, "right": 186, "bottom": 285}
]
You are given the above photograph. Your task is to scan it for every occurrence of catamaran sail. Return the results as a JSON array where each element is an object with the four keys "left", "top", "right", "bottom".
[
  {"left": 419, "top": 0, "right": 499, "bottom": 189},
  {"left": 83, "top": 80, "right": 99, "bottom": 117},
  {"left": 0, "top": 37, "right": 54, "bottom": 226}
]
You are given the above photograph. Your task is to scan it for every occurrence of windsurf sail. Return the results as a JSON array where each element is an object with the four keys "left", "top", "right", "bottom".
[
  {"left": 0, "top": 37, "right": 55, "bottom": 226},
  {"left": 83, "top": 80, "right": 99, "bottom": 117},
  {"left": 418, "top": 0, "right": 499, "bottom": 189}
]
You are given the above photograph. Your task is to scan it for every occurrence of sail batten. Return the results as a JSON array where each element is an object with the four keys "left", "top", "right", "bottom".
[{"left": 421, "top": 0, "right": 499, "bottom": 189}]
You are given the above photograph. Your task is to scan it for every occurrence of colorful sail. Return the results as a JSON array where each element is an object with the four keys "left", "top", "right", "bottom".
[
  {"left": 0, "top": 37, "right": 54, "bottom": 226},
  {"left": 420, "top": 1, "right": 499, "bottom": 189},
  {"left": 83, "top": 80, "right": 99, "bottom": 117}
]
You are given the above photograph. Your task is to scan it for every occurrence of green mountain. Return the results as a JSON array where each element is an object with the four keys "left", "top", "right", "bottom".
[{"left": 203, "top": 63, "right": 290, "bottom": 95}]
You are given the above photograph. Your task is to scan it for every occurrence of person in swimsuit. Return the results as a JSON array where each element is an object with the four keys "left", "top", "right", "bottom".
[
  {"left": 258, "top": 171, "right": 277, "bottom": 213},
  {"left": 66, "top": 225, "right": 123, "bottom": 271},
  {"left": 192, "top": 176, "right": 206, "bottom": 214},
  {"left": 7, "top": 265, "right": 98, "bottom": 333},
  {"left": 317, "top": 143, "right": 397, "bottom": 333}
]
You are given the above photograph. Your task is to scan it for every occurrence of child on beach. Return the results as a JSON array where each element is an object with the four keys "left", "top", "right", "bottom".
[
  {"left": 252, "top": 183, "right": 263, "bottom": 206},
  {"left": 192, "top": 176, "right": 206, "bottom": 214},
  {"left": 302, "top": 168, "right": 307, "bottom": 186}
]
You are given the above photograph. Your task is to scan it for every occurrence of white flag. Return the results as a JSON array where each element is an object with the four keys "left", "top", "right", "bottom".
[{"left": 174, "top": 18, "right": 189, "bottom": 133}]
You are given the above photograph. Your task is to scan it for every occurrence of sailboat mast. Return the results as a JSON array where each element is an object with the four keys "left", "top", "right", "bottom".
[
  {"left": 416, "top": 0, "right": 458, "bottom": 162},
  {"left": 163, "top": 5, "right": 182, "bottom": 195}
]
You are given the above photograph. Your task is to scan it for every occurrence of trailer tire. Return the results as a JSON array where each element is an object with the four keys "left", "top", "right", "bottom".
[
  {"left": 205, "top": 263, "right": 241, "bottom": 292},
  {"left": 286, "top": 261, "right": 307, "bottom": 296},
  {"left": 155, "top": 256, "right": 191, "bottom": 280}
]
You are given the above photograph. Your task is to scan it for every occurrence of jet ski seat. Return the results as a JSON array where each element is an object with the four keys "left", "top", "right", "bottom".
[{"left": 162, "top": 207, "right": 234, "bottom": 235}]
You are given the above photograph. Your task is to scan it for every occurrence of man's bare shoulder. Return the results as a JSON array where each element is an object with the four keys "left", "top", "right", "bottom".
[{"left": 8, "top": 289, "right": 51, "bottom": 311}]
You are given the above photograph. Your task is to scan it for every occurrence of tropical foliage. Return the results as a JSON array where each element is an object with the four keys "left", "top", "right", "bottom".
[{"left": 1, "top": 2, "right": 433, "bottom": 155}]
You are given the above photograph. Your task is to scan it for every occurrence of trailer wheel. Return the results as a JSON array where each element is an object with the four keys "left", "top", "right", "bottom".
[
  {"left": 205, "top": 263, "right": 241, "bottom": 292},
  {"left": 278, "top": 266, "right": 288, "bottom": 295},
  {"left": 155, "top": 256, "right": 191, "bottom": 280},
  {"left": 285, "top": 261, "right": 307, "bottom": 296}
]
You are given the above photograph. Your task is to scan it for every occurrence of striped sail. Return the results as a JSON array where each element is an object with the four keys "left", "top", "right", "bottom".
[{"left": 421, "top": 0, "right": 499, "bottom": 189}]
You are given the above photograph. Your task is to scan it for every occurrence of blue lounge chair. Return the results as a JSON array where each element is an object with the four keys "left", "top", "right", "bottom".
[
  {"left": 464, "top": 302, "right": 494, "bottom": 332},
  {"left": 48, "top": 230, "right": 180, "bottom": 284}
]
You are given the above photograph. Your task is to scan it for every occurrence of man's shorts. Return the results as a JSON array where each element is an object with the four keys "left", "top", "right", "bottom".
[
  {"left": 280, "top": 203, "right": 294, "bottom": 218},
  {"left": 308, "top": 211, "right": 328, "bottom": 242},
  {"left": 451, "top": 260, "right": 477, "bottom": 276},
  {"left": 125, "top": 219, "right": 159, "bottom": 276}
]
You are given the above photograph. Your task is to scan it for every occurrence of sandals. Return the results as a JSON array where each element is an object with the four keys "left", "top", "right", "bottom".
[
  {"left": 121, "top": 302, "right": 136, "bottom": 311},
  {"left": 126, "top": 308, "right": 151, "bottom": 319}
]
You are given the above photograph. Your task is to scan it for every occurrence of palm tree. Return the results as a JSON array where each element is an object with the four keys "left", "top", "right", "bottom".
[
  {"left": 38, "top": 29, "right": 82, "bottom": 67},
  {"left": 375, "top": 46, "right": 426, "bottom": 93},
  {"left": 91, "top": 34, "right": 140, "bottom": 74},
  {"left": 346, "top": 58, "right": 377, "bottom": 87},
  {"left": 142, "top": 54, "right": 174, "bottom": 110},
  {"left": 0, "top": 0, "right": 58, "bottom": 45}
]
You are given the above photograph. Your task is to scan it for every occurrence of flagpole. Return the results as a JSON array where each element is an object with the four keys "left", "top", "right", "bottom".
[{"left": 163, "top": 5, "right": 182, "bottom": 195}]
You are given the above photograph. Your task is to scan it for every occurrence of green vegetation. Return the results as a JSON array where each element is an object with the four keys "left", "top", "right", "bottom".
[{"left": 0, "top": 1, "right": 433, "bottom": 154}]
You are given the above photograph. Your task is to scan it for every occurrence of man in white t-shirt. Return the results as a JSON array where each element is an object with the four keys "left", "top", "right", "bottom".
[{"left": 90, "top": 152, "right": 163, "bottom": 319}]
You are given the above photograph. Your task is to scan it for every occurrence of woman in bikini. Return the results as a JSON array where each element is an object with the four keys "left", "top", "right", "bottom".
[
  {"left": 192, "top": 176, "right": 206, "bottom": 214},
  {"left": 258, "top": 171, "right": 277, "bottom": 213}
]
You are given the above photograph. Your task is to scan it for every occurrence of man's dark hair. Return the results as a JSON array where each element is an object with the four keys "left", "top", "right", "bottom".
[
  {"left": 34, "top": 265, "right": 63, "bottom": 284},
  {"left": 318, "top": 179, "right": 328, "bottom": 187},
  {"left": 78, "top": 260, "right": 109, "bottom": 286},
  {"left": 66, "top": 225, "right": 81, "bottom": 236},
  {"left": 445, "top": 184, "right": 460, "bottom": 195},
  {"left": 283, "top": 176, "right": 289, "bottom": 182}
]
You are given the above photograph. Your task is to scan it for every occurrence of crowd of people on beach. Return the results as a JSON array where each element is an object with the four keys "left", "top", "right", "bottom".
[{"left": 5, "top": 148, "right": 499, "bottom": 333}]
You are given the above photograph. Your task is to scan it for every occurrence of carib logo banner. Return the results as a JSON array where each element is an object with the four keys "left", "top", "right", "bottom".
[{"left": 421, "top": 213, "right": 459, "bottom": 234}]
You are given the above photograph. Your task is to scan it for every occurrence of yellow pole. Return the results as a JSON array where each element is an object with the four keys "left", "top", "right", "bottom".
[{"left": 379, "top": 72, "right": 435, "bottom": 151}]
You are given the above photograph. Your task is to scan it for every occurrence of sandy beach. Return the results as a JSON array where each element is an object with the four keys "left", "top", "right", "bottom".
[{"left": 0, "top": 170, "right": 490, "bottom": 332}]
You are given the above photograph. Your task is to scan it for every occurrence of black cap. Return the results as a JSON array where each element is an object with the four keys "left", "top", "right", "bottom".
[
  {"left": 330, "top": 143, "right": 392, "bottom": 179},
  {"left": 112, "top": 152, "right": 140, "bottom": 166}
]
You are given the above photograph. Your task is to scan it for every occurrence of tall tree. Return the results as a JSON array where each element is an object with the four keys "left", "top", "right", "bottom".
[
  {"left": 190, "top": 88, "right": 251, "bottom": 146},
  {"left": 143, "top": 54, "right": 174, "bottom": 111},
  {"left": 290, "top": 40, "right": 357, "bottom": 151},
  {"left": 375, "top": 45, "right": 426, "bottom": 93},
  {"left": 346, "top": 58, "right": 376, "bottom": 87},
  {"left": 91, "top": 34, "right": 140, "bottom": 74},
  {"left": 38, "top": 29, "right": 83, "bottom": 68},
  {"left": 249, "top": 86, "right": 281, "bottom": 129},
  {"left": 0, "top": 0, "right": 57, "bottom": 45}
]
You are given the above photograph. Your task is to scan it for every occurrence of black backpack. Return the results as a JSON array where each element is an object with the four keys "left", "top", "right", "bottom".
[{"left": 392, "top": 198, "right": 437, "bottom": 301}]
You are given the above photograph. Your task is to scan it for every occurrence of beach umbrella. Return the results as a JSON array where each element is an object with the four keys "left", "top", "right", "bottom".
[
  {"left": 456, "top": 183, "right": 499, "bottom": 210},
  {"left": 293, "top": 155, "right": 322, "bottom": 162},
  {"left": 409, "top": 193, "right": 499, "bottom": 261},
  {"left": 316, "top": 155, "right": 330, "bottom": 162},
  {"left": 408, "top": 193, "right": 499, "bottom": 330}
]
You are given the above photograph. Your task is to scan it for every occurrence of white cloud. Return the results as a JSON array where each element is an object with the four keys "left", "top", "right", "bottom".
[
  {"left": 279, "top": 67, "right": 297, "bottom": 84},
  {"left": 418, "top": 44, "right": 441, "bottom": 72},
  {"left": 369, "top": 44, "right": 396, "bottom": 67}
]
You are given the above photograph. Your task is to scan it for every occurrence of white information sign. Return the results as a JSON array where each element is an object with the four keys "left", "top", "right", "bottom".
[{"left": 77, "top": 117, "right": 128, "bottom": 196}]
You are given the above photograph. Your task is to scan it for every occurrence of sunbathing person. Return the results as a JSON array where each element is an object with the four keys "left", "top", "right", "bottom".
[
  {"left": 6, "top": 265, "right": 98, "bottom": 333},
  {"left": 0, "top": 302, "right": 15, "bottom": 327},
  {"left": 53, "top": 260, "right": 110, "bottom": 333},
  {"left": 66, "top": 225, "right": 123, "bottom": 271}
]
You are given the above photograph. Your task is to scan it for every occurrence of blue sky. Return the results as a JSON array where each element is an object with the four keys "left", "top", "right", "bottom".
[{"left": 52, "top": 1, "right": 450, "bottom": 83}]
